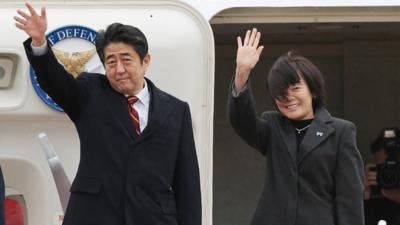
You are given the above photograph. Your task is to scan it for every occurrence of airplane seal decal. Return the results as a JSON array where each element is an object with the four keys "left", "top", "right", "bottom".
[{"left": 29, "top": 25, "right": 104, "bottom": 112}]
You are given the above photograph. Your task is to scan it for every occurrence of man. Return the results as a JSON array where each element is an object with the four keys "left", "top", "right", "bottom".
[
  {"left": 364, "top": 129, "right": 400, "bottom": 225},
  {"left": 14, "top": 3, "right": 201, "bottom": 225}
]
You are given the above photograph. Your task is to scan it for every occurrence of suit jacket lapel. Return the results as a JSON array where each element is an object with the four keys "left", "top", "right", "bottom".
[
  {"left": 297, "top": 107, "right": 335, "bottom": 165},
  {"left": 102, "top": 78, "right": 137, "bottom": 142},
  {"left": 134, "top": 78, "right": 172, "bottom": 145}
]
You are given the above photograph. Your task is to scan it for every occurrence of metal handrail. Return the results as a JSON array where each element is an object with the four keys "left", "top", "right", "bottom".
[{"left": 38, "top": 133, "right": 71, "bottom": 213}]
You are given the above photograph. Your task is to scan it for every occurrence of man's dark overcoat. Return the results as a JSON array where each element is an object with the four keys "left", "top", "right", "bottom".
[{"left": 24, "top": 39, "right": 201, "bottom": 225}]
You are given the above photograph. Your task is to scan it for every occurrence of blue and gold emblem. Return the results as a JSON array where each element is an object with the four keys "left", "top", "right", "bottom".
[{"left": 30, "top": 25, "right": 104, "bottom": 112}]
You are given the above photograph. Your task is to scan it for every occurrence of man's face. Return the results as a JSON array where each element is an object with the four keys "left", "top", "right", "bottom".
[{"left": 104, "top": 42, "right": 150, "bottom": 96}]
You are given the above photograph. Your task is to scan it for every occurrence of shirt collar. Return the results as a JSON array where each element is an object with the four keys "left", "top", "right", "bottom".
[{"left": 135, "top": 79, "right": 150, "bottom": 106}]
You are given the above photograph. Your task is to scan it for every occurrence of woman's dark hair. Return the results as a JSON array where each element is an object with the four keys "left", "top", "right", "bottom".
[
  {"left": 95, "top": 23, "right": 148, "bottom": 64},
  {"left": 267, "top": 51, "right": 326, "bottom": 108}
]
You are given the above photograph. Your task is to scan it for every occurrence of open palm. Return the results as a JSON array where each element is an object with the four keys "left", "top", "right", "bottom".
[
  {"left": 236, "top": 28, "right": 264, "bottom": 71},
  {"left": 234, "top": 28, "right": 264, "bottom": 90},
  {"left": 14, "top": 2, "right": 47, "bottom": 46}
]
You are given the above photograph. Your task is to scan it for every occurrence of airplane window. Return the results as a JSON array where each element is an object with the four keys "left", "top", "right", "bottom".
[
  {"left": 0, "top": 57, "right": 15, "bottom": 89},
  {"left": 0, "top": 66, "right": 5, "bottom": 79}
]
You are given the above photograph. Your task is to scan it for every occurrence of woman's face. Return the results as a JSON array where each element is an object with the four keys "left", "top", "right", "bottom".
[{"left": 275, "top": 77, "right": 314, "bottom": 120}]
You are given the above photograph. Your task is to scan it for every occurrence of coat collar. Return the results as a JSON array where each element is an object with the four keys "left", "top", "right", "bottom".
[
  {"left": 136, "top": 78, "right": 172, "bottom": 144},
  {"left": 297, "top": 107, "right": 335, "bottom": 165},
  {"left": 102, "top": 77, "right": 172, "bottom": 144},
  {"left": 280, "top": 107, "right": 335, "bottom": 166}
]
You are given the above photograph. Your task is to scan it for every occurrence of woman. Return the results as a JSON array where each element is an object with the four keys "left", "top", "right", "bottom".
[{"left": 228, "top": 28, "right": 364, "bottom": 225}]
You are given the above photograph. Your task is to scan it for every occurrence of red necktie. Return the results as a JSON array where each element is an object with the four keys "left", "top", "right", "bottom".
[{"left": 127, "top": 96, "right": 140, "bottom": 135}]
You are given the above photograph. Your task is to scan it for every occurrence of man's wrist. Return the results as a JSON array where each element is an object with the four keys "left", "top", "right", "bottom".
[
  {"left": 31, "top": 39, "right": 48, "bottom": 56},
  {"left": 32, "top": 37, "right": 46, "bottom": 47}
]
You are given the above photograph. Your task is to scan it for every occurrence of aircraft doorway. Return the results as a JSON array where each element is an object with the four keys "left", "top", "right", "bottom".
[{"left": 211, "top": 7, "right": 400, "bottom": 225}]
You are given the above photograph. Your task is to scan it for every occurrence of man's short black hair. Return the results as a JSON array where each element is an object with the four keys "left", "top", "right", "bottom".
[
  {"left": 95, "top": 23, "right": 148, "bottom": 64},
  {"left": 267, "top": 51, "right": 326, "bottom": 108}
]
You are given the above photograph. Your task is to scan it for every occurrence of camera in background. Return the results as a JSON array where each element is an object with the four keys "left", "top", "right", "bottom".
[{"left": 376, "top": 128, "right": 400, "bottom": 189}]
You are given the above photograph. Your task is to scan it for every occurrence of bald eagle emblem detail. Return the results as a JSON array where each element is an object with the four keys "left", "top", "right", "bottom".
[{"left": 52, "top": 48, "right": 97, "bottom": 78}]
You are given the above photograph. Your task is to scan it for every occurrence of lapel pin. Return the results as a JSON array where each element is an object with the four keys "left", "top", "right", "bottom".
[{"left": 316, "top": 131, "right": 324, "bottom": 137}]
